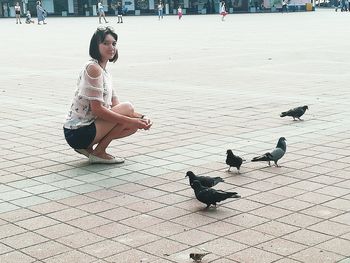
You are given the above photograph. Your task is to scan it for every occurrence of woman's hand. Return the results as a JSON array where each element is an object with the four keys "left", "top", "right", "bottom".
[
  {"left": 141, "top": 116, "right": 152, "bottom": 130},
  {"left": 130, "top": 117, "right": 152, "bottom": 130}
]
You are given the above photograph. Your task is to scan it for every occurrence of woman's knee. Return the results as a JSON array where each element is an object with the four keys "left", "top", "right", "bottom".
[
  {"left": 112, "top": 101, "right": 135, "bottom": 116},
  {"left": 122, "top": 101, "right": 135, "bottom": 113}
]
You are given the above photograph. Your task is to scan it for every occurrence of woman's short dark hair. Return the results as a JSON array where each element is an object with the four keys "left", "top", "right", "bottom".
[{"left": 89, "top": 27, "right": 118, "bottom": 63}]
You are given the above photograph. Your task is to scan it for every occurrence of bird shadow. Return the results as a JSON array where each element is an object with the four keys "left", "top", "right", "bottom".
[
  {"left": 225, "top": 170, "right": 244, "bottom": 176},
  {"left": 252, "top": 165, "right": 284, "bottom": 172},
  {"left": 195, "top": 206, "right": 218, "bottom": 213}
]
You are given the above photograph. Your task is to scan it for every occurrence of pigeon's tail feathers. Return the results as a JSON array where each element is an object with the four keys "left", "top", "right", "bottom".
[
  {"left": 229, "top": 192, "right": 241, "bottom": 198},
  {"left": 213, "top": 177, "right": 225, "bottom": 183},
  {"left": 217, "top": 190, "right": 240, "bottom": 199},
  {"left": 251, "top": 153, "right": 271, "bottom": 162}
]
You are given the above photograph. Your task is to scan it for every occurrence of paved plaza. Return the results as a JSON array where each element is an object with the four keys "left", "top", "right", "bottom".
[{"left": 1, "top": 9, "right": 350, "bottom": 263}]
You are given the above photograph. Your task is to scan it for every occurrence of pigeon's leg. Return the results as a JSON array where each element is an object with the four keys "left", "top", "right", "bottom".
[
  {"left": 228, "top": 167, "right": 231, "bottom": 172},
  {"left": 268, "top": 161, "right": 271, "bottom": 166},
  {"left": 274, "top": 161, "right": 281, "bottom": 167},
  {"left": 293, "top": 117, "right": 296, "bottom": 121}
]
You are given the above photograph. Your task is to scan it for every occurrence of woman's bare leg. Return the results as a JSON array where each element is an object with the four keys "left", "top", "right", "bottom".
[
  {"left": 92, "top": 124, "right": 137, "bottom": 159},
  {"left": 89, "top": 102, "right": 137, "bottom": 159},
  {"left": 103, "top": 13, "right": 108, "bottom": 23}
]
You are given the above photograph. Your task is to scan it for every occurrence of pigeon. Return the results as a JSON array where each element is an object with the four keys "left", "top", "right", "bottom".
[
  {"left": 280, "top": 105, "right": 308, "bottom": 121},
  {"left": 251, "top": 137, "right": 287, "bottom": 167},
  {"left": 186, "top": 171, "right": 224, "bottom": 188},
  {"left": 191, "top": 180, "right": 240, "bottom": 208},
  {"left": 226, "top": 150, "right": 245, "bottom": 173},
  {"left": 190, "top": 252, "right": 210, "bottom": 262}
]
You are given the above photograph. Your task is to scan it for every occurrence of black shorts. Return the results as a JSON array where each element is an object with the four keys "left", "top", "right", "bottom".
[
  {"left": 63, "top": 122, "right": 96, "bottom": 149},
  {"left": 16, "top": 11, "right": 20, "bottom": 15}
]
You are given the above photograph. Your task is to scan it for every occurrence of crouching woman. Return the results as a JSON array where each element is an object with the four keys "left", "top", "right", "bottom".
[{"left": 63, "top": 27, "right": 152, "bottom": 164}]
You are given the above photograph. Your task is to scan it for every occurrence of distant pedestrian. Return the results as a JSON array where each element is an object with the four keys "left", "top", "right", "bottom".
[
  {"left": 36, "top": 1, "right": 47, "bottom": 25},
  {"left": 281, "top": 0, "right": 288, "bottom": 12},
  {"left": 98, "top": 0, "right": 108, "bottom": 24},
  {"left": 15, "top": 2, "right": 22, "bottom": 24},
  {"left": 341, "top": 0, "right": 346, "bottom": 10},
  {"left": 158, "top": 2, "right": 164, "bottom": 20},
  {"left": 335, "top": 0, "right": 346, "bottom": 12},
  {"left": 25, "top": 10, "right": 35, "bottom": 24},
  {"left": 220, "top": 1, "right": 227, "bottom": 21},
  {"left": 117, "top": 2, "right": 123, "bottom": 23},
  {"left": 177, "top": 5, "right": 183, "bottom": 19},
  {"left": 335, "top": 0, "right": 341, "bottom": 11}
]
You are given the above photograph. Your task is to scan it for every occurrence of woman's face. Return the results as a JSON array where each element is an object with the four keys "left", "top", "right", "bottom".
[{"left": 99, "top": 34, "right": 117, "bottom": 61}]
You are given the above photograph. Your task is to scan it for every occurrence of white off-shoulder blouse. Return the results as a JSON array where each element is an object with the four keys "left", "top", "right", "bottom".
[{"left": 64, "top": 60, "right": 117, "bottom": 129}]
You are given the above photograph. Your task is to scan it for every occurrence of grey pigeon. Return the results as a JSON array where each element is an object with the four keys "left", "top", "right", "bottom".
[
  {"left": 191, "top": 180, "right": 240, "bottom": 208},
  {"left": 190, "top": 252, "right": 210, "bottom": 262},
  {"left": 186, "top": 171, "right": 224, "bottom": 188},
  {"left": 251, "top": 137, "right": 287, "bottom": 167},
  {"left": 280, "top": 105, "right": 308, "bottom": 120},
  {"left": 226, "top": 150, "right": 245, "bottom": 173}
]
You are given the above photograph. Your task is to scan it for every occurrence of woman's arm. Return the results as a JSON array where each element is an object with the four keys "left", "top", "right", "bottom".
[
  {"left": 91, "top": 101, "right": 151, "bottom": 129},
  {"left": 111, "top": 96, "right": 119, "bottom": 107}
]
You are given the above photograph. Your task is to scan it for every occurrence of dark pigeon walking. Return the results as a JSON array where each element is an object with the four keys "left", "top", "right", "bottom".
[
  {"left": 226, "top": 150, "right": 245, "bottom": 173},
  {"left": 191, "top": 180, "right": 240, "bottom": 208},
  {"left": 280, "top": 105, "right": 308, "bottom": 120},
  {"left": 190, "top": 252, "right": 210, "bottom": 262},
  {"left": 186, "top": 171, "right": 224, "bottom": 188},
  {"left": 251, "top": 137, "right": 287, "bottom": 167}
]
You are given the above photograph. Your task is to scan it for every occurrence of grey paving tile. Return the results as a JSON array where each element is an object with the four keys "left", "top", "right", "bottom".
[
  {"left": 104, "top": 249, "right": 158, "bottom": 263},
  {"left": 67, "top": 184, "right": 103, "bottom": 194},
  {"left": 21, "top": 241, "right": 71, "bottom": 260},
  {"left": 11, "top": 196, "right": 49, "bottom": 207},
  {"left": 39, "top": 189, "right": 77, "bottom": 201},
  {"left": 316, "top": 238, "right": 350, "bottom": 256},
  {"left": 228, "top": 247, "right": 282, "bottom": 263},
  {"left": 43, "top": 250, "right": 96, "bottom": 263},
  {"left": 1, "top": 232, "right": 48, "bottom": 249},
  {"left": 0, "top": 251, "right": 36, "bottom": 263},
  {"left": 7, "top": 179, "right": 41, "bottom": 189},
  {"left": 290, "top": 247, "right": 344, "bottom": 263},
  {"left": 0, "top": 189, "right": 32, "bottom": 201},
  {"left": 338, "top": 258, "right": 350, "bottom": 263},
  {"left": 0, "top": 203, "right": 21, "bottom": 213}
]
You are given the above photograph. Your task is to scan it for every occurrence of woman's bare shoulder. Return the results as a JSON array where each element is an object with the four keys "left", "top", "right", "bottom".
[{"left": 86, "top": 62, "right": 102, "bottom": 78}]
